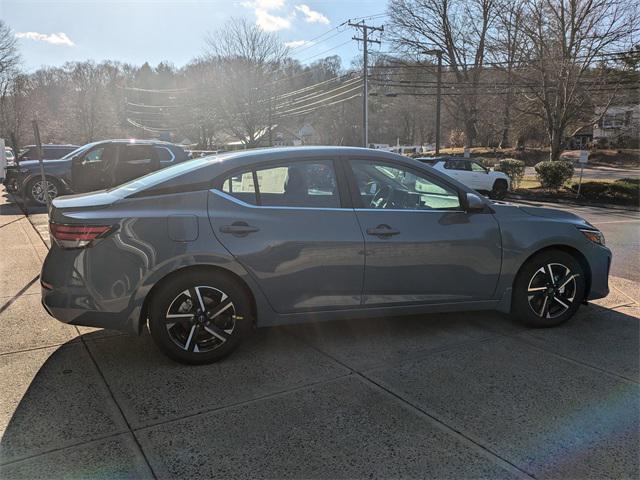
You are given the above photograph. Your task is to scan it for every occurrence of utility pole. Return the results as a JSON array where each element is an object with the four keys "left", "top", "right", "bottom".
[
  {"left": 424, "top": 50, "right": 443, "bottom": 155},
  {"left": 349, "top": 20, "right": 383, "bottom": 148}
]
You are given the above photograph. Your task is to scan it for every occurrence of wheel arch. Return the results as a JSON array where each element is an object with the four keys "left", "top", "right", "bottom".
[
  {"left": 492, "top": 177, "right": 509, "bottom": 190},
  {"left": 138, "top": 264, "right": 258, "bottom": 335},
  {"left": 513, "top": 244, "right": 592, "bottom": 300}
]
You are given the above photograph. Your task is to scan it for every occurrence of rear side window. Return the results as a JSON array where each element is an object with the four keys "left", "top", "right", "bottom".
[
  {"left": 222, "top": 171, "right": 258, "bottom": 205},
  {"left": 219, "top": 160, "right": 339, "bottom": 208},
  {"left": 444, "top": 159, "right": 469, "bottom": 171},
  {"left": 155, "top": 146, "right": 176, "bottom": 163}
]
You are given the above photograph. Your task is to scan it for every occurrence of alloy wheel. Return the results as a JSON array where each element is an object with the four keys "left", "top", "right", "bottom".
[
  {"left": 31, "top": 179, "right": 58, "bottom": 204},
  {"left": 527, "top": 263, "right": 579, "bottom": 319},
  {"left": 165, "top": 286, "right": 236, "bottom": 353}
]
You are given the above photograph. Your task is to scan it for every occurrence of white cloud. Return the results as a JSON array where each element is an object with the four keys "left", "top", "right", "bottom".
[
  {"left": 255, "top": 9, "right": 291, "bottom": 31},
  {"left": 294, "top": 4, "right": 329, "bottom": 24},
  {"left": 15, "top": 31, "right": 75, "bottom": 46},
  {"left": 284, "top": 39, "right": 314, "bottom": 49},
  {"left": 242, "top": 0, "right": 291, "bottom": 31}
]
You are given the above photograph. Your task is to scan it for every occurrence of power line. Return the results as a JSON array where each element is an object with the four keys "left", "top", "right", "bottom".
[
  {"left": 275, "top": 84, "right": 363, "bottom": 116},
  {"left": 275, "top": 76, "right": 362, "bottom": 110},
  {"left": 297, "top": 39, "right": 353, "bottom": 64},
  {"left": 277, "top": 92, "right": 362, "bottom": 118}
]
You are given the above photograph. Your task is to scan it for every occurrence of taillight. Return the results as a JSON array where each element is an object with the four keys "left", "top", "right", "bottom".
[{"left": 49, "top": 223, "right": 115, "bottom": 249}]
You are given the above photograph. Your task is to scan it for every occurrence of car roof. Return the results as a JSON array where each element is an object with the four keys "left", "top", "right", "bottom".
[{"left": 21, "top": 144, "right": 79, "bottom": 148}]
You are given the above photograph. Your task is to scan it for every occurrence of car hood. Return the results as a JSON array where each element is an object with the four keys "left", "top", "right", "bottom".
[{"left": 493, "top": 201, "right": 590, "bottom": 226}]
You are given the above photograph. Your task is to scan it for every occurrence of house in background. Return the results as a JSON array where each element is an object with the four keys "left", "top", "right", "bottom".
[
  {"left": 593, "top": 104, "right": 640, "bottom": 148},
  {"left": 221, "top": 123, "right": 320, "bottom": 150}
]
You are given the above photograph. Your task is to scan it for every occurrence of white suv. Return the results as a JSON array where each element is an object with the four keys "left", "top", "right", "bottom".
[{"left": 417, "top": 157, "right": 510, "bottom": 199}]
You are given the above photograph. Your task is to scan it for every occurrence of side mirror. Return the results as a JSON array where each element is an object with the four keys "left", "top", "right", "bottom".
[
  {"left": 72, "top": 155, "right": 82, "bottom": 165},
  {"left": 465, "top": 192, "right": 486, "bottom": 213}
]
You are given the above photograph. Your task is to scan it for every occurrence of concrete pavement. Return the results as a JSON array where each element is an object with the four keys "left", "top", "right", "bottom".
[{"left": 0, "top": 191, "right": 638, "bottom": 479}]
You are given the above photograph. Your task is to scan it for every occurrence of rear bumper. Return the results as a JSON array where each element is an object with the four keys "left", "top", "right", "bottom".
[
  {"left": 42, "top": 285, "right": 136, "bottom": 333},
  {"left": 586, "top": 245, "right": 611, "bottom": 301}
]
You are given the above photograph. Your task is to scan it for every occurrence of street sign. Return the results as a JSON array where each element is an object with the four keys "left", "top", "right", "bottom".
[
  {"left": 579, "top": 150, "right": 589, "bottom": 164},
  {"left": 576, "top": 150, "right": 588, "bottom": 198},
  {"left": 0, "top": 139, "right": 5, "bottom": 182}
]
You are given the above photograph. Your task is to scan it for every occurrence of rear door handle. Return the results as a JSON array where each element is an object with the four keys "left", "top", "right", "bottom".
[
  {"left": 220, "top": 222, "right": 259, "bottom": 236},
  {"left": 366, "top": 224, "right": 400, "bottom": 237}
]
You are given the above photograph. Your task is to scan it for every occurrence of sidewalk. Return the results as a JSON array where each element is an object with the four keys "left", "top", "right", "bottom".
[{"left": 0, "top": 191, "right": 638, "bottom": 479}]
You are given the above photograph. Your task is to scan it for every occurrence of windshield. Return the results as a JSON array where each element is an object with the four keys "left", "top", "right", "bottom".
[
  {"left": 108, "top": 156, "right": 215, "bottom": 197},
  {"left": 59, "top": 142, "right": 99, "bottom": 160}
]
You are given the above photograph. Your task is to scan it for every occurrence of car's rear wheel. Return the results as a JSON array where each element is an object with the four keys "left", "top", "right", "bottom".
[
  {"left": 5, "top": 177, "right": 20, "bottom": 194},
  {"left": 148, "top": 270, "right": 253, "bottom": 364},
  {"left": 27, "top": 177, "right": 60, "bottom": 205},
  {"left": 512, "top": 250, "right": 585, "bottom": 327},
  {"left": 489, "top": 179, "right": 508, "bottom": 200}
]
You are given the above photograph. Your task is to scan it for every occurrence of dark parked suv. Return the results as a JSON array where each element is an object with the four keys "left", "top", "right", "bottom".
[{"left": 4, "top": 139, "right": 189, "bottom": 204}]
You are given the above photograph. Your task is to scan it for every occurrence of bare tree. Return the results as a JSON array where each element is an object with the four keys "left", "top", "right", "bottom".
[
  {"left": 387, "top": 0, "right": 497, "bottom": 146},
  {"left": 490, "top": 0, "right": 526, "bottom": 147},
  {"left": 518, "top": 0, "right": 637, "bottom": 160},
  {"left": 205, "top": 18, "right": 288, "bottom": 147},
  {"left": 0, "top": 21, "right": 20, "bottom": 81}
]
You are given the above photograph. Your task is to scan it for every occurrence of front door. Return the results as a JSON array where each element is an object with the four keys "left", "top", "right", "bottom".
[
  {"left": 208, "top": 158, "right": 364, "bottom": 313},
  {"left": 72, "top": 143, "right": 117, "bottom": 193},
  {"left": 347, "top": 158, "right": 502, "bottom": 306}
]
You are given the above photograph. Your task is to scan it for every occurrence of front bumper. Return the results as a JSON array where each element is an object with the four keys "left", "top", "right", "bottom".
[{"left": 586, "top": 244, "right": 611, "bottom": 300}]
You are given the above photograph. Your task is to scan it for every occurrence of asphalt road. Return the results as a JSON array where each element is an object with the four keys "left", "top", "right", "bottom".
[
  {"left": 513, "top": 200, "right": 639, "bottom": 282},
  {"left": 524, "top": 165, "right": 639, "bottom": 181}
]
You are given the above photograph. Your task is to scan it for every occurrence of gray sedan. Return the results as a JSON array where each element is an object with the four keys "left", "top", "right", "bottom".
[{"left": 41, "top": 147, "right": 611, "bottom": 364}]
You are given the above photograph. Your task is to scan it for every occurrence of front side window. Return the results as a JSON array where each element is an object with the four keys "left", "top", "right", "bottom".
[
  {"left": 470, "top": 161, "right": 487, "bottom": 172},
  {"left": 350, "top": 160, "right": 461, "bottom": 210},
  {"left": 83, "top": 147, "right": 106, "bottom": 164},
  {"left": 219, "top": 160, "right": 339, "bottom": 208}
]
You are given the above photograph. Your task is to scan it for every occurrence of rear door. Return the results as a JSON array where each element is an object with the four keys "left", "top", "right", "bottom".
[
  {"left": 113, "top": 144, "right": 159, "bottom": 186},
  {"left": 443, "top": 159, "right": 473, "bottom": 187},
  {"left": 207, "top": 158, "right": 364, "bottom": 313}
]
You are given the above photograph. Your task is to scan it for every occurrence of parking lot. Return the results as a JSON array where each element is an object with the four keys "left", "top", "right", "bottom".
[{"left": 0, "top": 189, "right": 638, "bottom": 479}]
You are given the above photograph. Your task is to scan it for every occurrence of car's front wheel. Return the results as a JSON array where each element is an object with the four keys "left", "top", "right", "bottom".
[
  {"left": 27, "top": 177, "right": 60, "bottom": 205},
  {"left": 512, "top": 250, "right": 586, "bottom": 327},
  {"left": 489, "top": 179, "right": 508, "bottom": 200},
  {"left": 148, "top": 270, "right": 254, "bottom": 364}
]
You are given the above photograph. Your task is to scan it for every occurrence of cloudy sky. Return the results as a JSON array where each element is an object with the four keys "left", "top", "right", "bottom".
[{"left": 2, "top": 0, "right": 388, "bottom": 71}]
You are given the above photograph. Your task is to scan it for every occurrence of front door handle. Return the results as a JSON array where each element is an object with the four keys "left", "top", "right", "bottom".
[
  {"left": 220, "top": 222, "right": 260, "bottom": 236},
  {"left": 366, "top": 224, "right": 400, "bottom": 237}
]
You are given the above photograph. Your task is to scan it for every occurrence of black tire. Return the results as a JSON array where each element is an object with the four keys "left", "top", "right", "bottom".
[
  {"left": 148, "top": 270, "right": 254, "bottom": 364},
  {"left": 490, "top": 179, "right": 508, "bottom": 200},
  {"left": 26, "top": 176, "right": 61, "bottom": 205},
  {"left": 5, "top": 177, "right": 20, "bottom": 194},
  {"left": 512, "top": 250, "right": 586, "bottom": 327}
]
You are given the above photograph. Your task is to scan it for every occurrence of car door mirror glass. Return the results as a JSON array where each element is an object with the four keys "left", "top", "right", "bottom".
[{"left": 465, "top": 192, "right": 485, "bottom": 212}]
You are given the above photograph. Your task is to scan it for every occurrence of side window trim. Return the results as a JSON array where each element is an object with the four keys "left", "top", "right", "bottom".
[
  {"left": 343, "top": 156, "right": 465, "bottom": 211},
  {"left": 156, "top": 146, "right": 176, "bottom": 164}
]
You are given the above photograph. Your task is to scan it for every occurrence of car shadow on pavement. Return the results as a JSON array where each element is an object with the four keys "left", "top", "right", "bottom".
[{"left": 1, "top": 305, "right": 637, "bottom": 478}]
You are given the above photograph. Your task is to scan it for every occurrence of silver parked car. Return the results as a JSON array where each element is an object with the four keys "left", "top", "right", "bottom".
[{"left": 41, "top": 147, "right": 611, "bottom": 364}]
